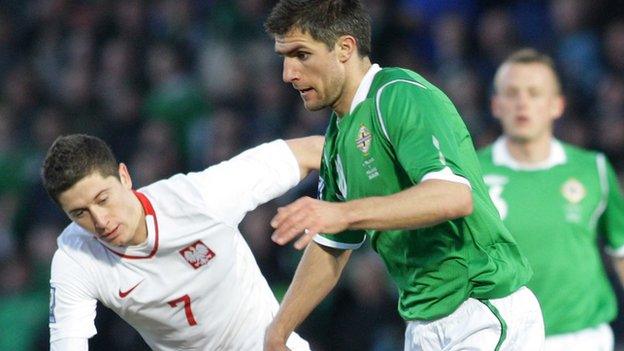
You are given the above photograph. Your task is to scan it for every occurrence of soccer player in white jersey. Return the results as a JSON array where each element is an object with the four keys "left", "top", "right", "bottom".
[
  {"left": 478, "top": 48, "right": 624, "bottom": 351},
  {"left": 42, "top": 133, "right": 321, "bottom": 350}
]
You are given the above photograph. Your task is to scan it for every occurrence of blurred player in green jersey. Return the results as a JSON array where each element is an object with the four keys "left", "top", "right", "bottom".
[
  {"left": 263, "top": 1, "right": 545, "bottom": 350},
  {"left": 478, "top": 48, "right": 624, "bottom": 351}
]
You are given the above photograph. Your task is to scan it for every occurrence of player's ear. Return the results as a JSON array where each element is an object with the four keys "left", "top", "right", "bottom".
[
  {"left": 551, "top": 94, "right": 565, "bottom": 121},
  {"left": 118, "top": 163, "right": 133, "bottom": 190},
  {"left": 336, "top": 35, "right": 357, "bottom": 63},
  {"left": 491, "top": 95, "right": 502, "bottom": 120}
]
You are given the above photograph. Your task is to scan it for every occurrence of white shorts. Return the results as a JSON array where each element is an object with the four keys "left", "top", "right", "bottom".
[
  {"left": 286, "top": 331, "right": 311, "bottom": 351},
  {"left": 404, "top": 286, "right": 544, "bottom": 351},
  {"left": 544, "top": 323, "right": 613, "bottom": 351}
]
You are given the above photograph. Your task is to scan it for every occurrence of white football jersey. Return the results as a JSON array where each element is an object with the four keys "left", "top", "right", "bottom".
[{"left": 49, "top": 140, "right": 310, "bottom": 350}]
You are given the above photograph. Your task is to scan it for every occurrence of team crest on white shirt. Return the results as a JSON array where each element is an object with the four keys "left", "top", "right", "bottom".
[
  {"left": 179, "top": 240, "right": 216, "bottom": 269},
  {"left": 356, "top": 124, "right": 372, "bottom": 154}
]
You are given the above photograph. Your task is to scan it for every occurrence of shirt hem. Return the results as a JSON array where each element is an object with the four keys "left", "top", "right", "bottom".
[{"left": 313, "top": 234, "right": 365, "bottom": 250}]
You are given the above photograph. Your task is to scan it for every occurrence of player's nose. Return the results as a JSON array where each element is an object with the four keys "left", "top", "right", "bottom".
[
  {"left": 515, "top": 90, "right": 530, "bottom": 109},
  {"left": 282, "top": 58, "right": 299, "bottom": 83},
  {"left": 90, "top": 208, "right": 109, "bottom": 230}
]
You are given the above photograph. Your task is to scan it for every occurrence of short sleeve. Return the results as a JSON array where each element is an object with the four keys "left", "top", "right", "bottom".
[
  {"left": 597, "top": 155, "right": 624, "bottom": 256},
  {"left": 376, "top": 81, "right": 470, "bottom": 187},
  {"left": 49, "top": 249, "right": 98, "bottom": 343},
  {"left": 186, "top": 140, "right": 301, "bottom": 227}
]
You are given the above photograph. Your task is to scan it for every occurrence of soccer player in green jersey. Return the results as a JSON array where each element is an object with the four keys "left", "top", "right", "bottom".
[
  {"left": 263, "top": 1, "right": 544, "bottom": 350},
  {"left": 478, "top": 48, "right": 624, "bottom": 351}
]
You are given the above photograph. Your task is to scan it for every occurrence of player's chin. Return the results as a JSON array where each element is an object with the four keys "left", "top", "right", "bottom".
[
  {"left": 507, "top": 130, "right": 534, "bottom": 142},
  {"left": 303, "top": 100, "right": 326, "bottom": 112},
  {"left": 105, "top": 231, "right": 127, "bottom": 246},
  {"left": 518, "top": 133, "right": 537, "bottom": 142}
]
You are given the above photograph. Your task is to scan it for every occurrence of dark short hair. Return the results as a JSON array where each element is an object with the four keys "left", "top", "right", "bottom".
[
  {"left": 264, "top": 0, "right": 371, "bottom": 57},
  {"left": 495, "top": 48, "right": 562, "bottom": 94},
  {"left": 42, "top": 134, "right": 119, "bottom": 202}
]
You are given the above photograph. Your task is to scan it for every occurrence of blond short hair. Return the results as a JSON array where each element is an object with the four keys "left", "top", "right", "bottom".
[{"left": 494, "top": 48, "right": 562, "bottom": 94}]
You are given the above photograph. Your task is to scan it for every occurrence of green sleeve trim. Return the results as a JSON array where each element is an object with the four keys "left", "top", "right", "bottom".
[{"left": 479, "top": 300, "right": 508, "bottom": 351}]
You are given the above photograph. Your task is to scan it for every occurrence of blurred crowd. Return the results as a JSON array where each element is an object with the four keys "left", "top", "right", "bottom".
[{"left": 0, "top": 0, "right": 623, "bottom": 350}]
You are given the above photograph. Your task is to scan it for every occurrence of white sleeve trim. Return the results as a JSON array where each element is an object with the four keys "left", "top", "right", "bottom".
[
  {"left": 589, "top": 154, "right": 608, "bottom": 230},
  {"left": 605, "top": 244, "right": 624, "bottom": 258},
  {"left": 421, "top": 167, "right": 471, "bottom": 188},
  {"left": 51, "top": 337, "right": 89, "bottom": 351},
  {"left": 313, "top": 234, "right": 366, "bottom": 250}
]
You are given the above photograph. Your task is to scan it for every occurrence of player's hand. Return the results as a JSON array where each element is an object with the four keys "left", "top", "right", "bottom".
[
  {"left": 264, "top": 327, "right": 291, "bottom": 351},
  {"left": 270, "top": 196, "right": 349, "bottom": 250}
]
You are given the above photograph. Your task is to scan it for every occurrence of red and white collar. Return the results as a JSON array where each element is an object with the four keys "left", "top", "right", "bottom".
[{"left": 99, "top": 191, "right": 159, "bottom": 259}]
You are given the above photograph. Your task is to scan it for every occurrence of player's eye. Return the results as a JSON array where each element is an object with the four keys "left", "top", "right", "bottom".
[
  {"left": 297, "top": 51, "right": 310, "bottom": 61},
  {"left": 503, "top": 88, "right": 518, "bottom": 98},
  {"left": 73, "top": 210, "right": 84, "bottom": 218},
  {"left": 97, "top": 197, "right": 108, "bottom": 205},
  {"left": 528, "top": 88, "right": 542, "bottom": 98}
]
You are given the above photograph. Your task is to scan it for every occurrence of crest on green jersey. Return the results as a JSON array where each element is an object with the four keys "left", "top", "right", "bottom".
[
  {"left": 561, "top": 178, "right": 586, "bottom": 204},
  {"left": 356, "top": 124, "right": 372, "bottom": 154}
]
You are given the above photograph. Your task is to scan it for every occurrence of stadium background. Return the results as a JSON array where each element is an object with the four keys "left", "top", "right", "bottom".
[{"left": 0, "top": 0, "right": 623, "bottom": 350}]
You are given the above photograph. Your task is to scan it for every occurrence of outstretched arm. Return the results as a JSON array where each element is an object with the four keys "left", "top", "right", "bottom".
[
  {"left": 285, "top": 136, "right": 324, "bottom": 180},
  {"left": 271, "top": 179, "right": 472, "bottom": 249},
  {"left": 265, "top": 242, "right": 351, "bottom": 351}
]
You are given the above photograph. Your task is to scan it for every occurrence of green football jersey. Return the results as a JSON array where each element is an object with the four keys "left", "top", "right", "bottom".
[
  {"left": 314, "top": 65, "right": 532, "bottom": 321},
  {"left": 478, "top": 138, "right": 624, "bottom": 335}
]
